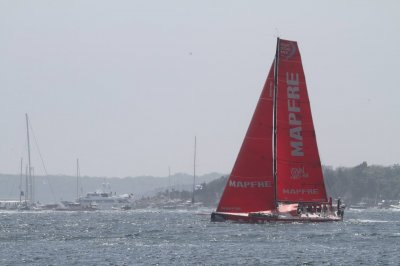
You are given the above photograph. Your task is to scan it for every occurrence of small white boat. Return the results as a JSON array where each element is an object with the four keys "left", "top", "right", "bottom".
[
  {"left": 0, "top": 200, "right": 20, "bottom": 210},
  {"left": 389, "top": 201, "right": 400, "bottom": 209},
  {"left": 77, "top": 184, "right": 134, "bottom": 210},
  {"left": 350, "top": 202, "right": 368, "bottom": 210}
]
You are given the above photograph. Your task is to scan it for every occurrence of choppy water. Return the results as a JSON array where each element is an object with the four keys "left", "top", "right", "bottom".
[{"left": 1, "top": 208, "right": 399, "bottom": 265}]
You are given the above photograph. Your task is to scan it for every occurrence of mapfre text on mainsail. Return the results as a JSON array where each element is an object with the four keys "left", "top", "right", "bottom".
[{"left": 287, "top": 72, "right": 304, "bottom": 156}]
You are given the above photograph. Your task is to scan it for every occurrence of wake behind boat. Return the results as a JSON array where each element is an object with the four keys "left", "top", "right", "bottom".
[{"left": 211, "top": 38, "right": 345, "bottom": 223}]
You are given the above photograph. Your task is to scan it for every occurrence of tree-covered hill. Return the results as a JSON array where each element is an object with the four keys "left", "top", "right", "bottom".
[
  {"left": 324, "top": 162, "right": 400, "bottom": 205},
  {"left": 191, "top": 162, "right": 400, "bottom": 207}
]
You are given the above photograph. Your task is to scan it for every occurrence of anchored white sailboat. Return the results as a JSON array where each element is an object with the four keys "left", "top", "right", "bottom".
[{"left": 17, "top": 114, "right": 37, "bottom": 210}]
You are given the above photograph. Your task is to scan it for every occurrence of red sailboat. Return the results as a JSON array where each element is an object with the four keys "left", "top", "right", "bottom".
[{"left": 211, "top": 38, "right": 344, "bottom": 223}]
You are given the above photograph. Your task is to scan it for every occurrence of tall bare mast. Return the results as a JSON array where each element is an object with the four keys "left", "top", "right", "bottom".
[
  {"left": 76, "top": 158, "right": 80, "bottom": 199},
  {"left": 25, "top": 166, "right": 28, "bottom": 202},
  {"left": 192, "top": 136, "right": 197, "bottom": 204},
  {"left": 25, "top": 113, "right": 33, "bottom": 204},
  {"left": 168, "top": 166, "right": 171, "bottom": 188},
  {"left": 168, "top": 166, "right": 171, "bottom": 199},
  {"left": 32, "top": 167, "right": 35, "bottom": 203},
  {"left": 19, "top": 158, "right": 23, "bottom": 203}
]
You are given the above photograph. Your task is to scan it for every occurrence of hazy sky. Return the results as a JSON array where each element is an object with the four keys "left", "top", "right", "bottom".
[{"left": 1, "top": 1, "right": 399, "bottom": 177}]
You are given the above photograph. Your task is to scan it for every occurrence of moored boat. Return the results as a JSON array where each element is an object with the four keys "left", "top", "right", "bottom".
[
  {"left": 389, "top": 201, "right": 400, "bottom": 209},
  {"left": 55, "top": 201, "right": 98, "bottom": 211},
  {"left": 0, "top": 200, "right": 20, "bottom": 210},
  {"left": 77, "top": 184, "right": 134, "bottom": 210},
  {"left": 350, "top": 202, "right": 368, "bottom": 210}
]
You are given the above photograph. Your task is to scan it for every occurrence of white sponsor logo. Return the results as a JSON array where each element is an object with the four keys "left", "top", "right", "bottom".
[
  {"left": 229, "top": 180, "right": 272, "bottom": 188},
  {"left": 290, "top": 167, "right": 309, "bottom": 179},
  {"left": 280, "top": 42, "right": 297, "bottom": 59},
  {"left": 283, "top": 188, "right": 319, "bottom": 195},
  {"left": 286, "top": 72, "right": 304, "bottom": 157}
]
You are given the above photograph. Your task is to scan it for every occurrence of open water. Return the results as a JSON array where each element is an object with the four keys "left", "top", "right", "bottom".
[{"left": 0, "top": 208, "right": 399, "bottom": 265}]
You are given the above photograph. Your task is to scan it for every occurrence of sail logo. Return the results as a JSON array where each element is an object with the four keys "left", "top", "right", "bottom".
[
  {"left": 290, "top": 167, "right": 309, "bottom": 179},
  {"left": 283, "top": 188, "right": 318, "bottom": 195},
  {"left": 287, "top": 72, "right": 304, "bottom": 157},
  {"left": 280, "top": 42, "right": 296, "bottom": 60},
  {"left": 229, "top": 180, "right": 272, "bottom": 188}
]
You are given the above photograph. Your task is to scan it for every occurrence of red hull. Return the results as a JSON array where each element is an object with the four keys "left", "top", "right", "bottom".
[{"left": 211, "top": 211, "right": 343, "bottom": 223}]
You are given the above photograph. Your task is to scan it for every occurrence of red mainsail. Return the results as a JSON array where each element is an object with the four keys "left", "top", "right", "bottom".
[
  {"left": 216, "top": 63, "right": 276, "bottom": 213},
  {"left": 275, "top": 39, "right": 328, "bottom": 203}
]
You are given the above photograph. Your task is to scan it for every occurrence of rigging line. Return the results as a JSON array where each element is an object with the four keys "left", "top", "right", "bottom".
[
  {"left": 322, "top": 168, "right": 336, "bottom": 198},
  {"left": 28, "top": 122, "right": 57, "bottom": 202},
  {"left": 20, "top": 133, "right": 28, "bottom": 162},
  {"left": 28, "top": 123, "right": 48, "bottom": 175}
]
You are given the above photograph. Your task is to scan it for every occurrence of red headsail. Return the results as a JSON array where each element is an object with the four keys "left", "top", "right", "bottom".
[
  {"left": 216, "top": 63, "right": 276, "bottom": 213},
  {"left": 275, "top": 39, "right": 328, "bottom": 203}
]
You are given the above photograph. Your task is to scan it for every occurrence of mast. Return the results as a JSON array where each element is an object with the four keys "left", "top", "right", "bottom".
[
  {"left": 272, "top": 38, "right": 280, "bottom": 207},
  {"left": 25, "top": 166, "right": 28, "bottom": 203},
  {"left": 32, "top": 167, "right": 35, "bottom": 203},
  {"left": 19, "top": 158, "right": 23, "bottom": 203},
  {"left": 191, "top": 136, "right": 197, "bottom": 204},
  {"left": 168, "top": 166, "right": 171, "bottom": 199},
  {"left": 76, "top": 158, "right": 80, "bottom": 199},
  {"left": 168, "top": 166, "right": 171, "bottom": 188},
  {"left": 25, "top": 113, "right": 33, "bottom": 204}
]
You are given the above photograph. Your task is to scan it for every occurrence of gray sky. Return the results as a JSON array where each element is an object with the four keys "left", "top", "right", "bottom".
[{"left": 1, "top": 0, "right": 399, "bottom": 177}]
